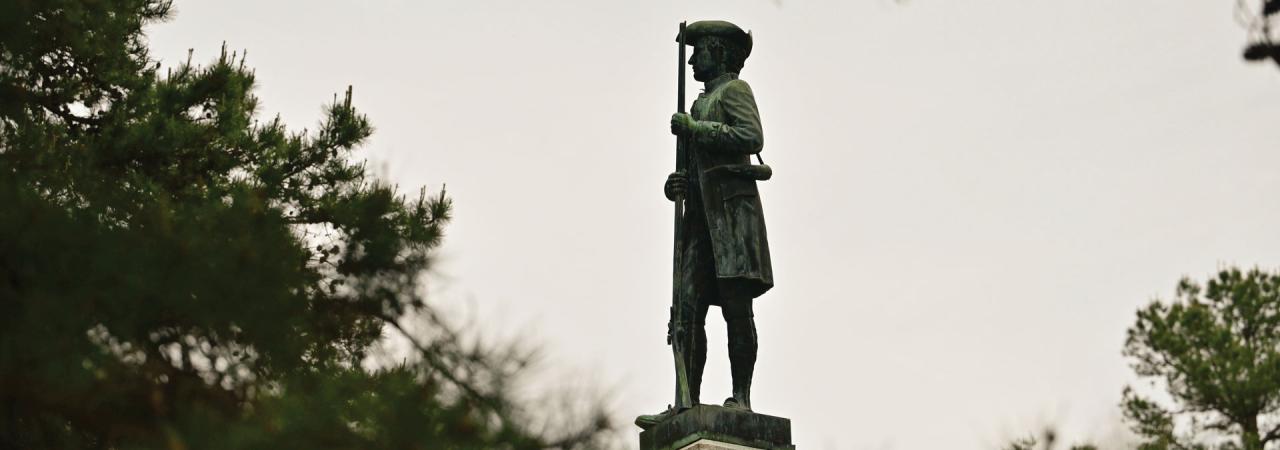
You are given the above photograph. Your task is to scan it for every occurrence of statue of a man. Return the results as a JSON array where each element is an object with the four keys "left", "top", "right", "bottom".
[{"left": 638, "top": 20, "right": 773, "bottom": 429}]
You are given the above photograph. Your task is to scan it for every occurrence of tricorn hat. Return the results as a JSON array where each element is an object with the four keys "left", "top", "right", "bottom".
[{"left": 677, "top": 20, "right": 752, "bottom": 58}]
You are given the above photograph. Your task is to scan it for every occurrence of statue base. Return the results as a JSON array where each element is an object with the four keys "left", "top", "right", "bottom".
[{"left": 638, "top": 405, "right": 794, "bottom": 450}]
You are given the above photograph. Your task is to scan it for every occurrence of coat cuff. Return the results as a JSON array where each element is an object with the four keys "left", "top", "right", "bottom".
[{"left": 689, "top": 120, "right": 723, "bottom": 146}]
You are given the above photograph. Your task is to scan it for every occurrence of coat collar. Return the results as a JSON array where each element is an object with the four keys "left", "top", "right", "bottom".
[{"left": 701, "top": 72, "right": 738, "bottom": 96}]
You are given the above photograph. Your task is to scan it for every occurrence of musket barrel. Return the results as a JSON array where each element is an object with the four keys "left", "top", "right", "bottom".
[
  {"left": 670, "top": 20, "right": 692, "bottom": 410},
  {"left": 678, "top": 23, "right": 686, "bottom": 114}
]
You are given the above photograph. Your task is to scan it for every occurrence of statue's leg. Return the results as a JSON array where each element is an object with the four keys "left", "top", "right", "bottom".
[
  {"left": 680, "top": 222, "right": 716, "bottom": 406},
  {"left": 689, "top": 301, "right": 710, "bottom": 405},
  {"left": 722, "top": 297, "right": 757, "bottom": 410},
  {"left": 640, "top": 224, "right": 710, "bottom": 428}
]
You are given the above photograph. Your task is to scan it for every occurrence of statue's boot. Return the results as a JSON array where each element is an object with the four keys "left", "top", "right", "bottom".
[
  {"left": 724, "top": 315, "right": 758, "bottom": 411},
  {"left": 634, "top": 407, "right": 677, "bottom": 430}
]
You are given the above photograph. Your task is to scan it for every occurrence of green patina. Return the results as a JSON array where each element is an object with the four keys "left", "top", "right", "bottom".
[{"left": 639, "top": 21, "right": 786, "bottom": 443}]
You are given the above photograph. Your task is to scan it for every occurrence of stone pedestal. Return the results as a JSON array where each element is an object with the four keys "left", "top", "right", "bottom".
[
  {"left": 677, "top": 440, "right": 769, "bottom": 450},
  {"left": 639, "top": 405, "right": 794, "bottom": 450}
]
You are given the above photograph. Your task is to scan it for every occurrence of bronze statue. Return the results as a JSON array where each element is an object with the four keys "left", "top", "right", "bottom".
[{"left": 637, "top": 20, "right": 773, "bottom": 430}]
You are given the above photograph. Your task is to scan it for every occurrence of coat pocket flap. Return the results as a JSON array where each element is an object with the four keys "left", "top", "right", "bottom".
[{"left": 703, "top": 169, "right": 759, "bottom": 202}]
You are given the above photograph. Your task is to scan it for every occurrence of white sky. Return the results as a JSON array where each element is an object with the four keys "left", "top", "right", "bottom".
[{"left": 147, "top": 1, "right": 1280, "bottom": 448}]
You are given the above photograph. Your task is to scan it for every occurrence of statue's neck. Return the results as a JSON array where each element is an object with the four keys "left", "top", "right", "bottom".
[{"left": 702, "top": 72, "right": 737, "bottom": 93}]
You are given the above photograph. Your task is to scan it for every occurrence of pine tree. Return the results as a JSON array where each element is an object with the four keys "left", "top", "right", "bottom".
[
  {"left": 1122, "top": 268, "right": 1280, "bottom": 450},
  {"left": 0, "top": 1, "right": 609, "bottom": 448}
]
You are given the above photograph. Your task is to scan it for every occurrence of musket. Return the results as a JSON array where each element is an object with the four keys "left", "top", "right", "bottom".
[{"left": 669, "top": 20, "right": 693, "bottom": 411}]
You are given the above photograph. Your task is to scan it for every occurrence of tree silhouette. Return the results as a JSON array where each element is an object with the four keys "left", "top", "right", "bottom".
[{"left": 0, "top": 1, "right": 610, "bottom": 448}]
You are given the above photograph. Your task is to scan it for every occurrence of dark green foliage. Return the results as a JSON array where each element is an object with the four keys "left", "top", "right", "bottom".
[
  {"left": 1122, "top": 269, "right": 1280, "bottom": 450},
  {"left": 0, "top": 1, "right": 609, "bottom": 448},
  {"left": 1243, "top": 43, "right": 1280, "bottom": 62},
  {"left": 1239, "top": 0, "right": 1280, "bottom": 67},
  {"left": 1265, "top": 0, "right": 1280, "bottom": 17}
]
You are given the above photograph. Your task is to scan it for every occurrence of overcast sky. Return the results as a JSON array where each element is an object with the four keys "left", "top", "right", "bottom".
[{"left": 147, "top": 1, "right": 1280, "bottom": 448}]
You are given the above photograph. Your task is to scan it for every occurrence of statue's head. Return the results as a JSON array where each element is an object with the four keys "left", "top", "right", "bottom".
[{"left": 679, "top": 21, "right": 752, "bottom": 82}]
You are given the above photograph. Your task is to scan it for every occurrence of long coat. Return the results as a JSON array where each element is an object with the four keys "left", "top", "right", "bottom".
[{"left": 685, "top": 73, "right": 773, "bottom": 299}]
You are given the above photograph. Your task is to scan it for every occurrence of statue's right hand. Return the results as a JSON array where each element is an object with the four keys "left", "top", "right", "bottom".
[{"left": 665, "top": 171, "right": 687, "bottom": 201}]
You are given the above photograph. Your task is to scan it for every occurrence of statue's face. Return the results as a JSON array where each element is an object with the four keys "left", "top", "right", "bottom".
[{"left": 689, "top": 45, "right": 720, "bottom": 82}]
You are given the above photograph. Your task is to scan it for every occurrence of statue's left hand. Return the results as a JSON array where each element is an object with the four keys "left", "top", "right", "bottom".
[{"left": 670, "top": 113, "right": 695, "bottom": 137}]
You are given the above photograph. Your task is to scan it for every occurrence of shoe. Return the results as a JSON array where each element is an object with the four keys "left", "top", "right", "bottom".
[
  {"left": 635, "top": 406, "right": 677, "bottom": 430},
  {"left": 723, "top": 397, "right": 751, "bottom": 411}
]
